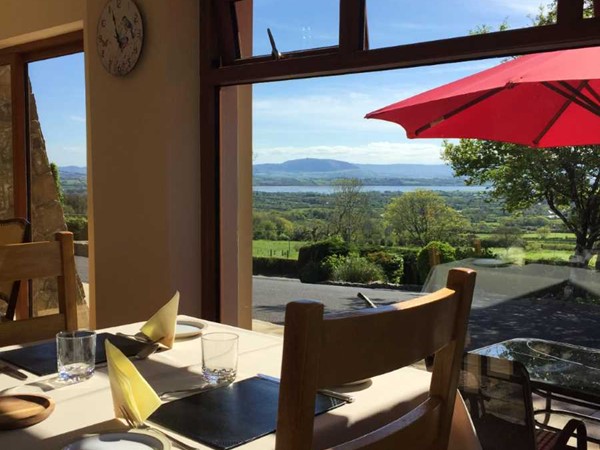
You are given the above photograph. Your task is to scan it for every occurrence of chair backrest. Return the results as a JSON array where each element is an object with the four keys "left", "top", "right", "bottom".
[
  {"left": 459, "top": 353, "right": 536, "bottom": 450},
  {"left": 275, "top": 267, "right": 476, "bottom": 450},
  {"left": 0, "top": 218, "right": 29, "bottom": 320},
  {"left": 0, "top": 231, "right": 78, "bottom": 347}
]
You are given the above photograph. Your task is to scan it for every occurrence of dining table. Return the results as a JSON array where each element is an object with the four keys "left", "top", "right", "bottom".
[{"left": 0, "top": 315, "right": 482, "bottom": 450}]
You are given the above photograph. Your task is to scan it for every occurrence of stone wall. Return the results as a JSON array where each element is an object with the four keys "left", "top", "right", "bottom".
[
  {"left": 0, "top": 66, "right": 13, "bottom": 219},
  {"left": 0, "top": 66, "right": 84, "bottom": 313}
]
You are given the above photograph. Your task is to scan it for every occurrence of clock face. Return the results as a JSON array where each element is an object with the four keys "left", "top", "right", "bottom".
[{"left": 96, "top": 0, "right": 143, "bottom": 76}]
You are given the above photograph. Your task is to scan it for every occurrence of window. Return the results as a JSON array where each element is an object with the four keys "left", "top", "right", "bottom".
[{"left": 0, "top": 32, "right": 87, "bottom": 325}]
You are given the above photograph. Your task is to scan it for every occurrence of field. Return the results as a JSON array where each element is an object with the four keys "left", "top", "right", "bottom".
[{"left": 252, "top": 240, "right": 306, "bottom": 259}]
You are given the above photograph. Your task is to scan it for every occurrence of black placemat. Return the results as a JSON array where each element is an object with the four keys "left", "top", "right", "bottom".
[
  {"left": 0, "top": 332, "right": 149, "bottom": 376},
  {"left": 149, "top": 376, "right": 345, "bottom": 450}
]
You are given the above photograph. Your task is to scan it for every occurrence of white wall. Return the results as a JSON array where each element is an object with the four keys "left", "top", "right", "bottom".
[
  {"left": 0, "top": 0, "right": 82, "bottom": 49},
  {"left": 85, "top": 0, "right": 201, "bottom": 327}
]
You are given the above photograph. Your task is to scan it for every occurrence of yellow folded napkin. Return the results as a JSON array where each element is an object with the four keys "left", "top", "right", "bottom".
[
  {"left": 140, "top": 291, "right": 180, "bottom": 349},
  {"left": 106, "top": 340, "right": 161, "bottom": 425}
]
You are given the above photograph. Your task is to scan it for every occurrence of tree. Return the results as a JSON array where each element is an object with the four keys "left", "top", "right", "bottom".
[
  {"left": 50, "top": 162, "right": 65, "bottom": 205},
  {"left": 492, "top": 225, "right": 524, "bottom": 255},
  {"left": 384, "top": 190, "right": 470, "bottom": 246},
  {"left": 330, "top": 178, "right": 370, "bottom": 243},
  {"left": 444, "top": 1, "right": 599, "bottom": 266},
  {"left": 443, "top": 141, "right": 600, "bottom": 265}
]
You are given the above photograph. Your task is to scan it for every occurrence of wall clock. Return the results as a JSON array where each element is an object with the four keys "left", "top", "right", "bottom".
[{"left": 96, "top": 0, "right": 144, "bottom": 76}]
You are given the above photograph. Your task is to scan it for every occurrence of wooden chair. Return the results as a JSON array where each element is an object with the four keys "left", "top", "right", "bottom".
[
  {"left": 0, "top": 232, "right": 78, "bottom": 347},
  {"left": 0, "top": 218, "right": 30, "bottom": 320},
  {"left": 276, "top": 267, "right": 476, "bottom": 450}
]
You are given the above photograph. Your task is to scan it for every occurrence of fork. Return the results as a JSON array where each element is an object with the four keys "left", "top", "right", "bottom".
[{"left": 119, "top": 406, "right": 198, "bottom": 450}]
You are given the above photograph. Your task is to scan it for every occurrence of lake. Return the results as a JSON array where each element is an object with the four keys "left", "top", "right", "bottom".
[{"left": 252, "top": 185, "right": 487, "bottom": 194}]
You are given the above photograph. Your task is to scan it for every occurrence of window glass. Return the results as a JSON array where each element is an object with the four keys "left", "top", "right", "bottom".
[
  {"left": 367, "top": 0, "right": 553, "bottom": 49},
  {"left": 253, "top": 0, "right": 339, "bottom": 56}
]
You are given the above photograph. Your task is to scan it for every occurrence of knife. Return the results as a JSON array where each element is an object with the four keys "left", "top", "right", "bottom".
[
  {"left": 0, "top": 362, "right": 28, "bottom": 381},
  {"left": 257, "top": 373, "right": 355, "bottom": 403}
]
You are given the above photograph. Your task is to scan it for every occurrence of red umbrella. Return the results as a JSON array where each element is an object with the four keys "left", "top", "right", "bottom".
[{"left": 366, "top": 47, "right": 600, "bottom": 147}]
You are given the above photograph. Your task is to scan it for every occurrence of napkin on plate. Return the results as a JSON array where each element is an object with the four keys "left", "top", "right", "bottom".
[
  {"left": 105, "top": 340, "right": 161, "bottom": 425},
  {"left": 140, "top": 291, "right": 180, "bottom": 349}
]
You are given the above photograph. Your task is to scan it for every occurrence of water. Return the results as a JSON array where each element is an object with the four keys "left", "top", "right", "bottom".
[
  {"left": 252, "top": 185, "right": 487, "bottom": 194},
  {"left": 58, "top": 362, "right": 95, "bottom": 382},
  {"left": 202, "top": 367, "right": 237, "bottom": 384},
  {"left": 56, "top": 330, "right": 96, "bottom": 383}
]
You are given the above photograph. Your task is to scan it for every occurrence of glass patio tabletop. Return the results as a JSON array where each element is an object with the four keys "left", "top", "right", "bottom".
[{"left": 471, "top": 338, "right": 600, "bottom": 404}]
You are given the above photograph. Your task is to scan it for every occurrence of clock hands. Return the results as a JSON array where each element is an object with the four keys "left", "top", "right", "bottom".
[{"left": 111, "top": 11, "right": 130, "bottom": 50}]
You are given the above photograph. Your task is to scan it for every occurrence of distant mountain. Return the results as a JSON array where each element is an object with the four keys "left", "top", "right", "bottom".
[
  {"left": 253, "top": 158, "right": 455, "bottom": 182},
  {"left": 59, "top": 166, "right": 87, "bottom": 175},
  {"left": 254, "top": 158, "right": 359, "bottom": 174},
  {"left": 356, "top": 163, "right": 453, "bottom": 179}
]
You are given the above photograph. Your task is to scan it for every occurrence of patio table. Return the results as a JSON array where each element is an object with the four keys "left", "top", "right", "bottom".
[
  {"left": 471, "top": 338, "right": 600, "bottom": 440},
  {"left": 0, "top": 315, "right": 481, "bottom": 450}
]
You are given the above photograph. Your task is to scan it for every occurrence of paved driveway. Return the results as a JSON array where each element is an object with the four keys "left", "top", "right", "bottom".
[
  {"left": 252, "top": 276, "right": 419, "bottom": 325},
  {"left": 253, "top": 276, "right": 600, "bottom": 351}
]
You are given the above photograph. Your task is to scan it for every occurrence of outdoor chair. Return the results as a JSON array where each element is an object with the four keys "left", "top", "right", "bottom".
[
  {"left": 0, "top": 231, "right": 78, "bottom": 347},
  {"left": 459, "top": 353, "right": 587, "bottom": 450},
  {"left": 0, "top": 218, "right": 30, "bottom": 320},
  {"left": 276, "top": 267, "right": 476, "bottom": 450}
]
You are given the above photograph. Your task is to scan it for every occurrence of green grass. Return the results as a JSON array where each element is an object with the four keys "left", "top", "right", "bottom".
[
  {"left": 490, "top": 247, "right": 597, "bottom": 267},
  {"left": 521, "top": 232, "right": 576, "bottom": 240},
  {"left": 253, "top": 240, "right": 307, "bottom": 260}
]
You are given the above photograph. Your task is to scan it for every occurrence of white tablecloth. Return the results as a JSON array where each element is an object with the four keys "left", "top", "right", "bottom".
[{"left": 0, "top": 316, "right": 481, "bottom": 449}]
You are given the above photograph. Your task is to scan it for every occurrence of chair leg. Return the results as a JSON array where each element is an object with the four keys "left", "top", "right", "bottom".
[{"left": 552, "top": 419, "right": 587, "bottom": 450}]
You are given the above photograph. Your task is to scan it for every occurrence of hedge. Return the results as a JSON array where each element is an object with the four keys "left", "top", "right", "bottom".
[
  {"left": 65, "top": 215, "right": 88, "bottom": 241},
  {"left": 297, "top": 238, "right": 351, "bottom": 283},
  {"left": 417, "top": 242, "right": 457, "bottom": 282},
  {"left": 253, "top": 257, "right": 298, "bottom": 278}
]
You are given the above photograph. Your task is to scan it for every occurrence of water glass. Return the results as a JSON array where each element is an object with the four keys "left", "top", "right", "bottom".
[
  {"left": 56, "top": 330, "right": 96, "bottom": 382},
  {"left": 202, "top": 332, "right": 238, "bottom": 384}
]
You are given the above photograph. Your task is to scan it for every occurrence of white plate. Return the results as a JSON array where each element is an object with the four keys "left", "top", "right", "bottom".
[
  {"left": 63, "top": 430, "right": 171, "bottom": 450},
  {"left": 175, "top": 320, "right": 206, "bottom": 339}
]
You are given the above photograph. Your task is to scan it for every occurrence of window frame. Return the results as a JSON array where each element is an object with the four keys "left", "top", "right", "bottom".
[{"left": 200, "top": 0, "right": 600, "bottom": 323}]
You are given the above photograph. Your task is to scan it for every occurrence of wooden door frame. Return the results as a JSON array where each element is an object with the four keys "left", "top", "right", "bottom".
[{"left": 1, "top": 31, "right": 83, "bottom": 318}]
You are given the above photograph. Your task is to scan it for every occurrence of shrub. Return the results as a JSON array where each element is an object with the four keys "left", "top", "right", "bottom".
[
  {"left": 399, "top": 249, "right": 420, "bottom": 285},
  {"left": 365, "top": 251, "right": 403, "bottom": 283},
  {"left": 417, "top": 241, "right": 457, "bottom": 282},
  {"left": 455, "top": 246, "right": 497, "bottom": 259},
  {"left": 65, "top": 215, "right": 88, "bottom": 240},
  {"left": 324, "top": 255, "right": 384, "bottom": 283},
  {"left": 253, "top": 257, "right": 298, "bottom": 278},
  {"left": 297, "top": 238, "right": 351, "bottom": 283}
]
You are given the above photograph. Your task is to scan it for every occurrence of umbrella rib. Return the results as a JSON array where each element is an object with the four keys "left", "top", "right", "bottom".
[
  {"left": 542, "top": 82, "right": 600, "bottom": 118},
  {"left": 533, "top": 80, "right": 587, "bottom": 146},
  {"left": 583, "top": 84, "right": 600, "bottom": 104},
  {"left": 414, "top": 87, "right": 504, "bottom": 137},
  {"left": 557, "top": 81, "right": 600, "bottom": 113}
]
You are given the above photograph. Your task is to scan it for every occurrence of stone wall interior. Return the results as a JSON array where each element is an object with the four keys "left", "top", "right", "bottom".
[{"left": 0, "top": 66, "right": 13, "bottom": 220}]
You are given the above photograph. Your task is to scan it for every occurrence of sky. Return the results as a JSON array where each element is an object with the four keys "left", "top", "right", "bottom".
[{"left": 29, "top": 0, "right": 544, "bottom": 167}]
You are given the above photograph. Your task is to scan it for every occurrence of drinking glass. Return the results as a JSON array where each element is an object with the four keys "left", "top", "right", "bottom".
[
  {"left": 201, "top": 332, "right": 238, "bottom": 384},
  {"left": 56, "top": 330, "right": 96, "bottom": 382}
]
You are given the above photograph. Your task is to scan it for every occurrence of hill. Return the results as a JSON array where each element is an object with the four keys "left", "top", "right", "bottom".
[
  {"left": 253, "top": 158, "right": 457, "bottom": 185},
  {"left": 59, "top": 166, "right": 87, "bottom": 193}
]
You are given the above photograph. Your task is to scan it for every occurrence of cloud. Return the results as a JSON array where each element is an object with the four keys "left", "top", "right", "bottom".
[
  {"left": 488, "top": 0, "right": 542, "bottom": 15},
  {"left": 69, "top": 115, "right": 86, "bottom": 123},
  {"left": 254, "top": 141, "right": 445, "bottom": 165}
]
